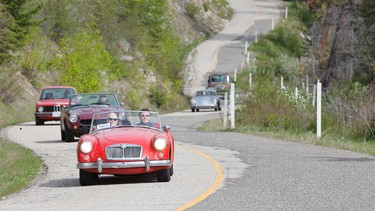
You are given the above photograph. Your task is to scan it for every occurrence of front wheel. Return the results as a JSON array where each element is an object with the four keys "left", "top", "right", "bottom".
[
  {"left": 157, "top": 168, "right": 171, "bottom": 182},
  {"left": 79, "top": 169, "right": 98, "bottom": 186},
  {"left": 35, "top": 117, "right": 44, "bottom": 125},
  {"left": 64, "top": 122, "right": 75, "bottom": 142}
]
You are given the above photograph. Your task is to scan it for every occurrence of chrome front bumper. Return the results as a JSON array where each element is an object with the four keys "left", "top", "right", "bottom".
[{"left": 77, "top": 156, "right": 171, "bottom": 173}]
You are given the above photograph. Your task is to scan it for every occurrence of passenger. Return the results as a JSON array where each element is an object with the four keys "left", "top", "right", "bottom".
[
  {"left": 63, "top": 90, "right": 71, "bottom": 99},
  {"left": 137, "top": 108, "right": 157, "bottom": 128}
]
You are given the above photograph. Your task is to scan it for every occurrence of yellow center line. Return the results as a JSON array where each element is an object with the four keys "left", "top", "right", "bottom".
[{"left": 175, "top": 144, "right": 224, "bottom": 211}]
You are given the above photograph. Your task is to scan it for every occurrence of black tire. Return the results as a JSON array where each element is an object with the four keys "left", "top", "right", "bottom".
[
  {"left": 196, "top": 109, "right": 199, "bottom": 112},
  {"left": 35, "top": 118, "right": 44, "bottom": 125},
  {"left": 79, "top": 169, "right": 97, "bottom": 186},
  {"left": 214, "top": 107, "right": 218, "bottom": 111},
  {"left": 191, "top": 108, "right": 195, "bottom": 112},
  {"left": 157, "top": 168, "right": 171, "bottom": 182},
  {"left": 64, "top": 122, "right": 75, "bottom": 142},
  {"left": 60, "top": 128, "right": 65, "bottom": 141},
  {"left": 170, "top": 165, "right": 174, "bottom": 176}
]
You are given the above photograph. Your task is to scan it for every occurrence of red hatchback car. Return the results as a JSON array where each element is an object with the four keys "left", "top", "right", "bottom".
[
  {"left": 35, "top": 86, "right": 77, "bottom": 125},
  {"left": 77, "top": 110, "right": 174, "bottom": 186}
]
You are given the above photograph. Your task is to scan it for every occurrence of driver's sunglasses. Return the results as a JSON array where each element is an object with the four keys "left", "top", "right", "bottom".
[
  {"left": 107, "top": 118, "right": 118, "bottom": 121},
  {"left": 141, "top": 114, "right": 150, "bottom": 117}
]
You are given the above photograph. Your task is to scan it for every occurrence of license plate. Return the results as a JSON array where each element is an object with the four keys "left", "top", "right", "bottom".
[{"left": 52, "top": 112, "right": 61, "bottom": 117}]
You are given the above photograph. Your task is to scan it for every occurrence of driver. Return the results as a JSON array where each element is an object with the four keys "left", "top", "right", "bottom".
[
  {"left": 97, "top": 95, "right": 109, "bottom": 104},
  {"left": 106, "top": 112, "right": 119, "bottom": 127}
]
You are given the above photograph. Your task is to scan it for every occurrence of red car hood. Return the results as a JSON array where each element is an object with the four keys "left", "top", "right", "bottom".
[
  {"left": 100, "top": 127, "right": 158, "bottom": 143},
  {"left": 37, "top": 99, "right": 70, "bottom": 106}
]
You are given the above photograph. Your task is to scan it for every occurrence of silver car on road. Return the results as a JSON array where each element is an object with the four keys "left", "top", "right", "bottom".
[{"left": 190, "top": 89, "right": 221, "bottom": 112}]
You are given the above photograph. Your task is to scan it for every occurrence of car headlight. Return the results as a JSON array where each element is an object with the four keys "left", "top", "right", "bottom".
[
  {"left": 80, "top": 141, "right": 93, "bottom": 154},
  {"left": 69, "top": 113, "right": 78, "bottom": 123},
  {"left": 38, "top": 107, "right": 44, "bottom": 112},
  {"left": 154, "top": 138, "right": 167, "bottom": 151},
  {"left": 190, "top": 98, "right": 196, "bottom": 105}
]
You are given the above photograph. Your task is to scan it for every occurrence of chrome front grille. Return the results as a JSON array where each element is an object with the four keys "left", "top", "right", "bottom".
[
  {"left": 54, "top": 105, "right": 61, "bottom": 112},
  {"left": 106, "top": 144, "right": 142, "bottom": 160}
]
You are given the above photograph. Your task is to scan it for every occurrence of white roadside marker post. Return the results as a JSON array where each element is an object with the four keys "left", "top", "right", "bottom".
[
  {"left": 230, "top": 83, "right": 235, "bottom": 129},
  {"left": 317, "top": 80, "right": 322, "bottom": 138}
]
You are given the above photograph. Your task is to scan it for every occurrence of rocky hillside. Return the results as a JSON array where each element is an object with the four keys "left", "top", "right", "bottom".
[{"left": 0, "top": 0, "right": 233, "bottom": 126}]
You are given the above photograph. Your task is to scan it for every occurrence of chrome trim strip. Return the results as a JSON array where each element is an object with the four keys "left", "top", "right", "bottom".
[
  {"left": 77, "top": 160, "right": 171, "bottom": 170},
  {"left": 145, "top": 156, "right": 150, "bottom": 172},
  {"left": 97, "top": 158, "right": 103, "bottom": 173}
]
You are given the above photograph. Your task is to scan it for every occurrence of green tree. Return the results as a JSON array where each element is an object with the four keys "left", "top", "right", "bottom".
[
  {"left": 52, "top": 29, "right": 112, "bottom": 93},
  {"left": 0, "top": 3, "right": 16, "bottom": 63},
  {"left": 2, "top": 0, "right": 42, "bottom": 46}
]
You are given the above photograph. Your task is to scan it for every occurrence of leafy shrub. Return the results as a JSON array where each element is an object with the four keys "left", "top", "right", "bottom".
[
  {"left": 185, "top": 3, "right": 199, "bottom": 21},
  {"left": 266, "top": 26, "right": 304, "bottom": 57},
  {"left": 50, "top": 29, "right": 113, "bottom": 93},
  {"left": 236, "top": 76, "right": 315, "bottom": 132},
  {"left": 290, "top": 1, "right": 315, "bottom": 27},
  {"left": 18, "top": 28, "right": 58, "bottom": 88},
  {"left": 149, "top": 85, "right": 167, "bottom": 108},
  {"left": 203, "top": 2, "right": 210, "bottom": 12},
  {"left": 0, "top": 65, "right": 22, "bottom": 105},
  {"left": 323, "top": 83, "right": 375, "bottom": 141},
  {"left": 125, "top": 89, "right": 142, "bottom": 110}
]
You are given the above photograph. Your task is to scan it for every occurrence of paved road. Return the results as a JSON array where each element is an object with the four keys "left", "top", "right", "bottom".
[
  {"left": 0, "top": 114, "right": 218, "bottom": 210},
  {"left": 183, "top": 0, "right": 283, "bottom": 97},
  {"left": 162, "top": 112, "right": 375, "bottom": 211},
  {"left": 2, "top": 110, "right": 375, "bottom": 210}
]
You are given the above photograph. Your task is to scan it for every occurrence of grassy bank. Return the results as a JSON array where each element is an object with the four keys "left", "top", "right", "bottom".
[
  {"left": 0, "top": 101, "right": 44, "bottom": 199},
  {"left": 199, "top": 119, "right": 375, "bottom": 156},
  {"left": 199, "top": 1, "right": 374, "bottom": 156},
  {"left": 0, "top": 139, "right": 44, "bottom": 199}
]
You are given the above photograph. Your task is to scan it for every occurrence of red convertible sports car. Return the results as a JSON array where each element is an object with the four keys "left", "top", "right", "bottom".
[
  {"left": 76, "top": 110, "right": 174, "bottom": 186},
  {"left": 60, "top": 93, "right": 123, "bottom": 142},
  {"left": 35, "top": 86, "right": 77, "bottom": 125}
]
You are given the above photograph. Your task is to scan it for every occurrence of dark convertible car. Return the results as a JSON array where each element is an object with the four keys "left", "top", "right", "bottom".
[{"left": 60, "top": 93, "right": 124, "bottom": 142}]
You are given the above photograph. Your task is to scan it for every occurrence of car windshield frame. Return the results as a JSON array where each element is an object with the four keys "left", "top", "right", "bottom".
[
  {"left": 89, "top": 110, "right": 163, "bottom": 133},
  {"left": 68, "top": 93, "right": 120, "bottom": 107},
  {"left": 40, "top": 88, "right": 76, "bottom": 100},
  {"left": 196, "top": 90, "right": 217, "bottom": 97}
]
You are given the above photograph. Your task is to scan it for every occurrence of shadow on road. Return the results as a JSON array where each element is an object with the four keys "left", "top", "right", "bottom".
[{"left": 39, "top": 175, "right": 159, "bottom": 188}]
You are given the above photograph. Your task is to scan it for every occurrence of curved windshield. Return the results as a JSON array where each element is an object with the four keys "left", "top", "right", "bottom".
[
  {"left": 40, "top": 88, "right": 75, "bottom": 100},
  {"left": 69, "top": 93, "right": 120, "bottom": 106},
  {"left": 89, "top": 110, "right": 162, "bottom": 133}
]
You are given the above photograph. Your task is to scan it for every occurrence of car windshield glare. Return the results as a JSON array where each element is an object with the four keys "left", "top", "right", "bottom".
[{"left": 89, "top": 110, "right": 162, "bottom": 133}]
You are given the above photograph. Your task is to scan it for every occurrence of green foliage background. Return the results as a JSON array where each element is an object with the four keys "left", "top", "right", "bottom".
[{"left": 235, "top": 1, "right": 374, "bottom": 143}]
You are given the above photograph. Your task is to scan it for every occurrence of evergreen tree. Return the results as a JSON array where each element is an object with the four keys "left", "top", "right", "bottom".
[
  {"left": 1, "top": 0, "right": 42, "bottom": 48},
  {"left": 0, "top": 2, "right": 16, "bottom": 63}
]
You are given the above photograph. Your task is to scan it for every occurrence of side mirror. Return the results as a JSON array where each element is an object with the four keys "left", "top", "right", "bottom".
[{"left": 163, "top": 125, "right": 171, "bottom": 132}]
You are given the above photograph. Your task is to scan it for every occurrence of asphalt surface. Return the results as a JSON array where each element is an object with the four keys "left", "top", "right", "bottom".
[
  {"left": 2, "top": 110, "right": 375, "bottom": 210},
  {"left": 183, "top": 0, "right": 284, "bottom": 97}
]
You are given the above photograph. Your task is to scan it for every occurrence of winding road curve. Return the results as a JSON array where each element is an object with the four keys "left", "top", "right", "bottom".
[
  {"left": 183, "top": 0, "right": 283, "bottom": 97},
  {"left": 2, "top": 0, "right": 375, "bottom": 210}
]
